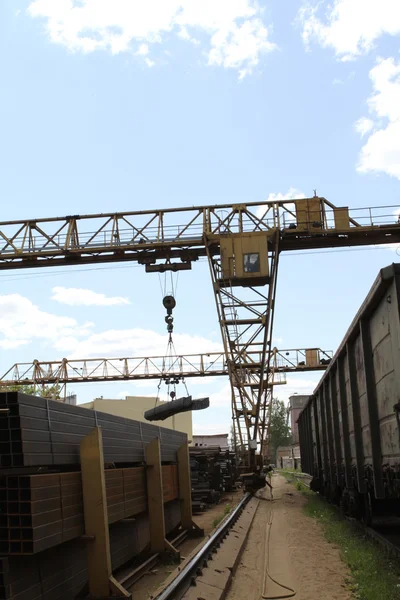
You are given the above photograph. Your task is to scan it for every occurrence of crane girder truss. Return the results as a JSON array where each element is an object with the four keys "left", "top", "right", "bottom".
[
  {"left": 0, "top": 348, "right": 333, "bottom": 385},
  {"left": 0, "top": 199, "right": 398, "bottom": 270},
  {"left": 0, "top": 197, "right": 399, "bottom": 460}
]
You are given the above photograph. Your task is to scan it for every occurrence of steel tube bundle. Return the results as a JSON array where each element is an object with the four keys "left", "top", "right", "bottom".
[
  {"left": 0, "top": 501, "right": 181, "bottom": 600},
  {"left": 0, "top": 465, "right": 178, "bottom": 555},
  {"left": 0, "top": 392, "right": 186, "bottom": 467}
]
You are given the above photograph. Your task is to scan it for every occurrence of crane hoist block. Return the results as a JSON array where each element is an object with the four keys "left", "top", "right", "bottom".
[
  {"left": 144, "top": 396, "right": 209, "bottom": 421},
  {"left": 219, "top": 231, "right": 270, "bottom": 287}
]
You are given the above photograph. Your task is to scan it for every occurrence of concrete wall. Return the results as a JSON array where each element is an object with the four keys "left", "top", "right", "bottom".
[
  {"left": 276, "top": 444, "right": 301, "bottom": 469},
  {"left": 79, "top": 396, "right": 193, "bottom": 441}
]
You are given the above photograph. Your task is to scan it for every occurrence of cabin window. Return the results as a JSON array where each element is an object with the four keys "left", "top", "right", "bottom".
[{"left": 243, "top": 253, "right": 260, "bottom": 273}]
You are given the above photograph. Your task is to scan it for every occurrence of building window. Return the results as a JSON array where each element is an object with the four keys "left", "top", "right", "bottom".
[{"left": 243, "top": 253, "right": 260, "bottom": 273}]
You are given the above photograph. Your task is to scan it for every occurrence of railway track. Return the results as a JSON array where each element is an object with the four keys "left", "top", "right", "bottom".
[{"left": 148, "top": 492, "right": 258, "bottom": 600}]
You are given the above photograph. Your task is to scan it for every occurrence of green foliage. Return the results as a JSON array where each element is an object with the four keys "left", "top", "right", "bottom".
[
  {"left": 268, "top": 398, "right": 292, "bottom": 458},
  {"left": 213, "top": 504, "right": 232, "bottom": 528},
  {"left": 303, "top": 494, "right": 400, "bottom": 600},
  {"left": 212, "top": 515, "right": 223, "bottom": 528},
  {"left": 0, "top": 384, "right": 62, "bottom": 399},
  {"left": 295, "top": 480, "right": 308, "bottom": 492}
]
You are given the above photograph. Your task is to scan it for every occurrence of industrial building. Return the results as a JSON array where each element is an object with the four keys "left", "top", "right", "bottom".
[
  {"left": 192, "top": 433, "right": 229, "bottom": 450},
  {"left": 79, "top": 395, "right": 193, "bottom": 441}
]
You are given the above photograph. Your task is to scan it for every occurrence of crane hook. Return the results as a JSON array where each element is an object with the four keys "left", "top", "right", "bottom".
[{"left": 163, "top": 295, "right": 176, "bottom": 338}]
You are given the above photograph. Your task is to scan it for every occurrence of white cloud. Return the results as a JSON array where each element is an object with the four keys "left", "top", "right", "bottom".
[
  {"left": 208, "top": 18, "right": 276, "bottom": 79},
  {"left": 51, "top": 286, "right": 130, "bottom": 306},
  {"left": 0, "top": 294, "right": 93, "bottom": 348},
  {"left": 0, "top": 339, "right": 30, "bottom": 350},
  {"left": 357, "top": 58, "right": 400, "bottom": 179},
  {"left": 136, "top": 43, "right": 149, "bottom": 56},
  {"left": 299, "top": 0, "right": 400, "bottom": 61},
  {"left": 265, "top": 187, "right": 306, "bottom": 203},
  {"left": 178, "top": 26, "right": 200, "bottom": 45},
  {"left": 27, "top": 0, "right": 276, "bottom": 77},
  {"left": 257, "top": 188, "right": 305, "bottom": 219},
  {"left": 57, "top": 327, "right": 223, "bottom": 358},
  {"left": 354, "top": 117, "right": 374, "bottom": 138}
]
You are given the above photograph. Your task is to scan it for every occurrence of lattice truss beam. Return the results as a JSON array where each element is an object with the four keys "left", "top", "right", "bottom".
[
  {"left": 0, "top": 199, "right": 398, "bottom": 270},
  {"left": 0, "top": 348, "right": 333, "bottom": 385}
]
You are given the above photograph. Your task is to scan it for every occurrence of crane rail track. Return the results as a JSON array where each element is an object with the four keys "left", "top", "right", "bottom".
[{"left": 151, "top": 492, "right": 252, "bottom": 600}]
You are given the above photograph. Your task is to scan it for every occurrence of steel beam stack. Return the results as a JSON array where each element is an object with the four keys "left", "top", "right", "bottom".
[
  {"left": 189, "top": 447, "right": 238, "bottom": 512},
  {"left": 0, "top": 392, "right": 186, "bottom": 600},
  {"left": 0, "top": 392, "right": 185, "bottom": 467}
]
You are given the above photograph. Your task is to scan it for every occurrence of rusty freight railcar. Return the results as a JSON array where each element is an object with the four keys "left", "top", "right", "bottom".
[{"left": 298, "top": 263, "right": 400, "bottom": 525}]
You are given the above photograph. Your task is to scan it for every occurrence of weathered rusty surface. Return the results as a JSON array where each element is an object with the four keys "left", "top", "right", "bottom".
[
  {"left": 0, "top": 465, "right": 179, "bottom": 555},
  {"left": 0, "top": 391, "right": 187, "bottom": 467},
  {"left": 0, "top": 500, "right": 181, "bottom": 600},
  {"left": 298, "top": 263, "right": 400, "bottom": 501}
]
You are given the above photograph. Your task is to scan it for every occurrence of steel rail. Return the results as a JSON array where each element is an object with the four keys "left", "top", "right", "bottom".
[{"left": 153, "top": 492, "right": 251, "bottom": 600}]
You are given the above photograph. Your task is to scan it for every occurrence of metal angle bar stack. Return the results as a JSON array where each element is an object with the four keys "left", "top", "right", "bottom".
[{"left": 189, "top": 446, "right": 238, "bottom": 513}]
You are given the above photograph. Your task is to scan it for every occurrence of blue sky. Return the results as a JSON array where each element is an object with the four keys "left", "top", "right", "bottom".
[{"left": 0, "top": 0, "right": 399, "bottom": 434}]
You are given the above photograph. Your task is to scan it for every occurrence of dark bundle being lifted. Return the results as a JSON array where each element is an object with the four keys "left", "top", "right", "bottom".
[{"left": 144, "top": 396, "right": 209, "bottom": 422}]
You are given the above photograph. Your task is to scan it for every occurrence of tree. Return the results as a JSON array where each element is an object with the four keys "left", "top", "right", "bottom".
[
  {"left": 0, "top": 384, "right": 63, "bottom": 399},
  {"left": 268, "top": 398, "right": 292, "bottom": 461}
]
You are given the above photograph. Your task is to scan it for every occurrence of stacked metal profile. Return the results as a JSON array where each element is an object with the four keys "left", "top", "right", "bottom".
[
  {"left": 0, "top": 392, "right": 186, "bottom": 600},
  {"left": 0, "top": 392, "right": 185, "bottom": 466},
  {"left": 189, "top": 447, "right": 238, "bottom": 512}
]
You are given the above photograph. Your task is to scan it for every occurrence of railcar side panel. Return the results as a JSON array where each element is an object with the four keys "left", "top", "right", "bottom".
[{"left": 298, "top": 264, "right": 400, "bottom": 517}]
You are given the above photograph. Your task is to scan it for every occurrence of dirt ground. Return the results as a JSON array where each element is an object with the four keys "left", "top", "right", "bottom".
[
  {"left": 129, "top": 489, "right": 244, "bottom": 599},
  {"left": 226, "top": 473, "right": 352, "bottom": 600}
]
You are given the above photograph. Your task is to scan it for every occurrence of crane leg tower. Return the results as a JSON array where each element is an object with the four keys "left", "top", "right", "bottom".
[{"left": 205, "top": 209, "right": 281, "bottom": 466}]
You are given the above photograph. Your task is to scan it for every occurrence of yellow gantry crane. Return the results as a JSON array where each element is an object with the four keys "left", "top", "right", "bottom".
[{"left": 0, "top": 195, "right": 399, "bottom": 466}]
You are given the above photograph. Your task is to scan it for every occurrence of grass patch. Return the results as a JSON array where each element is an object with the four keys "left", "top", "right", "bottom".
[
  {"left": 212, "top": 503, "right": 232, "bottom": 528},
  {"left": 295, "top": 480, "right": 308, "bottom": 493},
  {"left": 303, "top": 493, "right": 400, "bottom": 600},
  {"left": 224, "top": 503, "right": 232, "bottom": 515}
]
